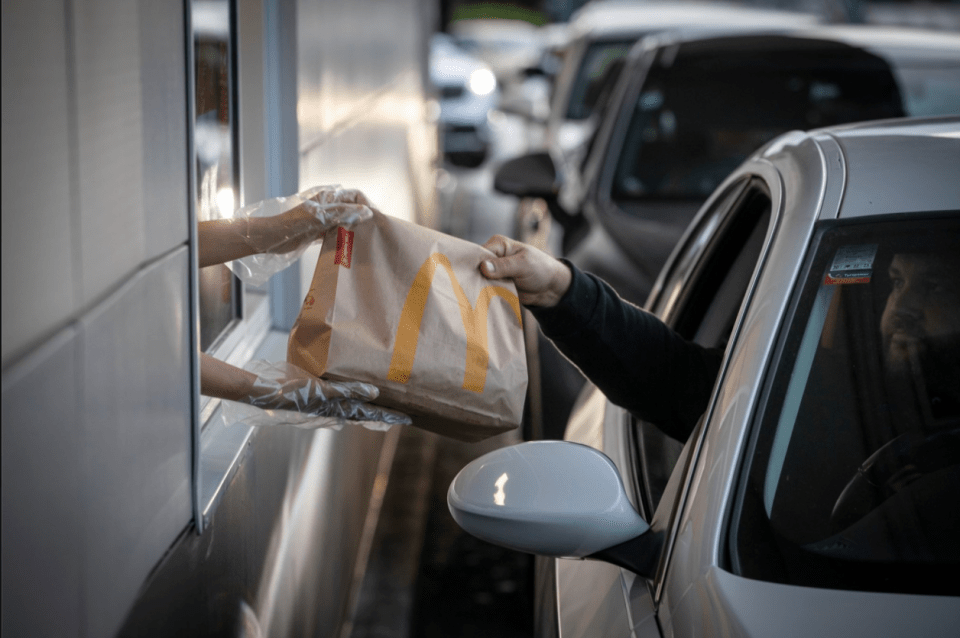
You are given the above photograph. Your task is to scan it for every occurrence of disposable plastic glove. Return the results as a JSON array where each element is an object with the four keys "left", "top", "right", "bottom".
[
  {"left": 221, "top": 360, "right": 411, "bottom": 432},
  {"left": 226, "top": 185, "right": 377, "bottom": 285}
]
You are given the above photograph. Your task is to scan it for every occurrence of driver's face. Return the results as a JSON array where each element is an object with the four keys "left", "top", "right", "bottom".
[{"left": 880, "top": 253, "right": 960, "bottom": 372}]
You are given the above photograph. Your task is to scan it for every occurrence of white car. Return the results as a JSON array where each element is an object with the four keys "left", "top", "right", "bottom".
[
  {"left": 450, "top": 116, "right": 960, "bottom": 637},
  {"left": 430, "top": 32, "right": 499, "bottom": 167}
]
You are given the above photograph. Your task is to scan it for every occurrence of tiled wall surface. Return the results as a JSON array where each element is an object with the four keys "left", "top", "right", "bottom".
[
  {"left": 2, "top": 248, "right": 192, "bottom": 638},
  {"left": 1, "top": 0, "right": 188, "bottom": 364},
  {"left": 2, "top": 1, "right": 190, "bottom": 637}
]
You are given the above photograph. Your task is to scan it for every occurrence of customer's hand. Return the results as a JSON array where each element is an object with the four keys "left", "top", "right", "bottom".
[{"left": 479, "top": 235, "right": 572, "bottom": 307}]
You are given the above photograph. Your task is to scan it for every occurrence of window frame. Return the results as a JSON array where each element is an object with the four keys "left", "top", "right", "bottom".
[
  {"left": 630, "top": 178, "right": 772, "bottom": 515},
  {"left": 191, "top": 0, "right": 244, "bottom": 356},
  {"left": 623, "top": 164, "right": 783, "bottom": 603},
  {"left": 187, "top": 0, "right": 289, "bottom": 533}
]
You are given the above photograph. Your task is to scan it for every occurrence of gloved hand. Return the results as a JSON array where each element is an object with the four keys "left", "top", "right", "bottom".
[
  {"left": 255, "top": 185, "right": 375, "bottom": 256},
  {"left": 219, "top": 185, "right": 378, "bottom": 285},
  {"left": 222, "top": 360, "right": 411, "bottom": 431}
]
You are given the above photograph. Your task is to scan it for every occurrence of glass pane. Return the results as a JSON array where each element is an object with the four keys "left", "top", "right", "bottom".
[
  {"left": 613, "top": 41, "right": 904, "bottom": 202},
  {"left": 193, "top": 0, "right": 238, "bottom": 351},
  {"left": 566, "top": 39, "right": 635, "bottom": 120},
  {"left": 893, "top": 64, "right": 960, "bottom": 117},
  {"left": 735, "top": 217, "right": 960, "bottom": 595}
]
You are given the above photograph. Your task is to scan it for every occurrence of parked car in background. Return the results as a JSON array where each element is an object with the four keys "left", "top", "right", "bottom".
[
  {"left": 541, "top": 2, "right": 819, "bottom": 184},
  {"left": 497, "top": 25, "right": 960, "bottom": 440},
  {"left": 451, "top": 115, "right": 960, "bottom": 638},
  {"left": 430, "top": 32, "right": 499, "bottom": 167}
]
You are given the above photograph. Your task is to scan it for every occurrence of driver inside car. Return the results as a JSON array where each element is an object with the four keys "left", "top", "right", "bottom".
[{"left": 881, "top": 251, "right": 960, "bottom": 424}]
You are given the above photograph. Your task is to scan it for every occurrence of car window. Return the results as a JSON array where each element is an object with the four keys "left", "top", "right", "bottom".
[
  {"left": 731, "top": 215, "right": 960, "bottom": 596},
  {"left": 635, "top": 180, "right": 772, "bottom": 515},
  {"left": 892, "top": 63, "right": 960, "bottom": 117},
  {"left": 612, "top": 38, "right": 904, "bottom": 203},
  {"left": 566, "top": 39, "right": 636, "bottom": 120}
]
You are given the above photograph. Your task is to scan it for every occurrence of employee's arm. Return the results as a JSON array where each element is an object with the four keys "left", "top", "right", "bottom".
[
  {"left": 197, "top": 207, "right": 326, "bottom": 268},
  {"left": 199, "top": 352, "right": 257, "bottom": 402},
  {"left": 197, "top": 187, "right": 376, "bottom": 268}
]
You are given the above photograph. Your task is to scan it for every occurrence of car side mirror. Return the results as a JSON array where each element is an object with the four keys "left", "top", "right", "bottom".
[
  {"left": 493, "top": 152, "right": 559, "bottom": 200},
  {"left": 448, "top": 441, "right": 656, "bottom": 574}
]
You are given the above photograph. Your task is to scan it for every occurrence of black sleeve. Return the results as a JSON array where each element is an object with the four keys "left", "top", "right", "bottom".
[{"left": 529, "top": 260, "right": 723, "bottom": 442}]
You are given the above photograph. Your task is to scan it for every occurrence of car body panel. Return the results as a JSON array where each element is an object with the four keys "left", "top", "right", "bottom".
[
  {"left": 659, "top": 118, "right": 960, "bottom": 637},
  {"left": 828, "top": 119, "right": 960, "bottom": 219},
  {"left": 555, "top": 558, "right": 632, "bottom": 638},
  {"left": 546, "top": 118, "right": 960, "bottom": 636}
]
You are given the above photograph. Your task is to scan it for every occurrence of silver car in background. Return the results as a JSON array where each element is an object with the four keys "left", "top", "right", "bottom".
[{"left": 451, "top": 116, "right": 960, "bottom": 637}]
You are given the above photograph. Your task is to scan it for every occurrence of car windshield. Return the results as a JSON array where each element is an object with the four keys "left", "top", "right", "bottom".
[
  {"left": 566, "top": 39, "right": 636, "bottom": 120},
  {"left": 613, "top": 38, "right": 905, "bottom": 202},
  {"left": 732, "top": 216, "right": 960, "bottom": 596}
]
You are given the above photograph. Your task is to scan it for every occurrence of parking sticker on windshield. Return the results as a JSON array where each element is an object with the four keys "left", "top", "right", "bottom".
[{"left": 824, "top": 244, "right": 878, "bottom": 285}]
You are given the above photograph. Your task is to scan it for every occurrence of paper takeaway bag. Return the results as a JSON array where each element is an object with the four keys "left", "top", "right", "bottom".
[{"left": 288, "top": 210, "right": 527, "bottom": 442}]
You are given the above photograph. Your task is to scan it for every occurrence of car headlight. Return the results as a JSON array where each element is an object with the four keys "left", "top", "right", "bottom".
[{"left": 468, "top": 68, "right": 496, "bottom": 96}]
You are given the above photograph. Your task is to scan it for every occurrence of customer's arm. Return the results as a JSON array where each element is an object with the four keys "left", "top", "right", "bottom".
[{"left": 480, "top": 235, "right": 722, "bottom": 441}]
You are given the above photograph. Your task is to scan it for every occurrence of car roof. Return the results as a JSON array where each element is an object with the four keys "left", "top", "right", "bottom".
[
  {"left": 796, "top": 24, "right": 960, "bottom": 63},
  {"left": 567, "top": 1, "right": 819, "bottom": 41},
  {"left": 640, "top": 21, "right": 960, "bottom": 58},
  {"left": 761, "top": 117, "right": 960, "bottom": 221}
]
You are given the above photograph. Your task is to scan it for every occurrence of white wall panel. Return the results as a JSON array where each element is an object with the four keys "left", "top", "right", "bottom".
[
  {"left": 78, "top": 247, "right": 192, "bottom": 638},
  {"left": 73, "top": 0, "right": 147, "bottom": 306},
  {"left": 1, "top": 327, "right": 83, "bottom": 638},
  {"left": 1, "top": 0, "right": 77, "bottom": 365},
  {"left": 139, "top": 0, "right": 189, "bottom": 260}
]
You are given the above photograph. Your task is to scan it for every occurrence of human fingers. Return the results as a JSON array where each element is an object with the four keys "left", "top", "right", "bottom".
[
  {"left": 480, "top": 235, "right": 571, "bottom": 307},
  {"left": 316, "top": 378, "right": 380, "bottom": 402},
  {"left": 325, "top": 399, "right": 413, "bottom": 426},
  {"left": 479, "top": 235, "right": 528, "bottom": 279},
  {"left": 334, "top": 188, "right": 374, "bottom": 208},
  {"left": 300, "top": 201, "right": 373, "bottom": 231}
]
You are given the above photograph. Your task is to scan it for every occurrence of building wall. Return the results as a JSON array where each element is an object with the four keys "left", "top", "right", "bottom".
[
  {"left": 1, "top": 0, "right": 437, "bottom": 636},
  {"left": 2, "top": 2, "right": 192, "bottom": 637},
  {"left": 296, "top": 0, "right": 440, "bottom": 292}
]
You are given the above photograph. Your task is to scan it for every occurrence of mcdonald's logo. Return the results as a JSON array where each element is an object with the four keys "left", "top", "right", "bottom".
[{"left": 387, "top": 253, "right": 522, "bottom": 393}]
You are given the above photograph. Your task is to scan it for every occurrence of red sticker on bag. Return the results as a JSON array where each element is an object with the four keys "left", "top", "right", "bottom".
[{"left": 334, "top": 227, "right": 354, "bottom": 268}]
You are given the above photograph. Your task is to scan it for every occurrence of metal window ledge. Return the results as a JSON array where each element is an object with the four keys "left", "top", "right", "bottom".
[{"left": 195, "top": 292, "right": 287, "bottom": 532}]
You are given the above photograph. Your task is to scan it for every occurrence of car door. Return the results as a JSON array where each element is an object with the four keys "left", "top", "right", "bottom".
[{"left": 554, "top": 169, "right": 781, "bottom": 638}]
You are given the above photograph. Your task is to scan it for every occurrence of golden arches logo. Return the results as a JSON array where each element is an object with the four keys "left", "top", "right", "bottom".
[{"left": 387, "top": 253, "right": 522, "bottom": 393}]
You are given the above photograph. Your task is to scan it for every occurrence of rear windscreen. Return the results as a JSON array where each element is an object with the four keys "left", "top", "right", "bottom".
[{"left": 613, "top": 37, "right": 905, "bottom": 201}]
